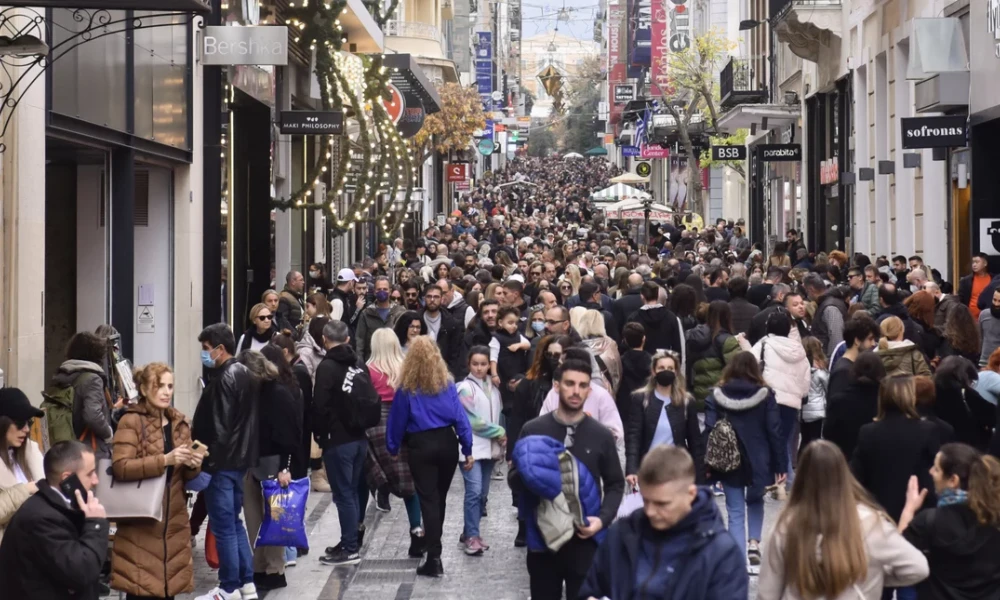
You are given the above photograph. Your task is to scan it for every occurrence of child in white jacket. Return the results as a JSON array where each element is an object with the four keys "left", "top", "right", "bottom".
[{"left": 800, "top": 337, "right": 829, "bottom": 457}]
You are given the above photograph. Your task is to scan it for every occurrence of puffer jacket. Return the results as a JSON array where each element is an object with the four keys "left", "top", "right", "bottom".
[
  {"left": 0, "top": 440, "right": 44, "bottom": 544},
  {"left": 583, "top": 336, "right": 622, "bottom": 395},
  {"left": 749, "top": 335, "right": 811, "bottom": 410},
  {"left": 511, "top": 435, "right": 604, "bottom": 552},
  {"left": 52, "top": 359, "right": 113, "bottom": 459},
  {"left": 877, "top": 340, "right": 932, "bottom": 377},
  {"left": 295, "top": 331, "right": 325, "bottom": 386},
  {"left": 110, "top": 404, "right": 199, "bottom": 597},
  {"left": 705, "top": 380, "right": 786, "bottom": 490},
  {"left": 191, "top": 358, "right": 260, "bottom": 473},
  {"left": 686, "top": 325, "right": 740, "bottom": 411},
  {"left": 802, "top": 367, "right": 829, "bottom": 423},
  {"left": 355, "top": 303, "right": 406, "bottom": 362}
]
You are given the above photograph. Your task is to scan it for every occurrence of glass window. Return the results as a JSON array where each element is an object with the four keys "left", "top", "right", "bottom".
[{"left": 134, "top": 11, "right": 190, "bottom": 149}]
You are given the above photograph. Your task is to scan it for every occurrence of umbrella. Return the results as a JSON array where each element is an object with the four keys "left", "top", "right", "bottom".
[
  {"left": 585, "top": 146, "right": 608, "bottom": 156},
  {"left": 610, "top": 172, "right": 650, "bottom": 184},
  {"left": 563, "top": 152, "right": 584, "bottom": 159}
]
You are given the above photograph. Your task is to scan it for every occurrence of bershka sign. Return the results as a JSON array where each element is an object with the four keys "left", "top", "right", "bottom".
[
  {"left": 201, "top": 26, "right": 287, "bottom": 66},
  {"left": 757, "top": 144, "right": 801, "bottom": 161},
  {"left": 279, "top": 111, "right": 343, "bottom": 135},
  {"left": 613, "top": 84, "right": 636, "bottom": 104},
  {"left": 900, "top": 116, "right": 967, "bottom": 149},
  {"left": 711, "top": 145, "right": 746, "bottom": 161}
]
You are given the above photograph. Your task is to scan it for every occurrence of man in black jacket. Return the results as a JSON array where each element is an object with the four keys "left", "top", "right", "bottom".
[
  {"left": 626, "top": 281, "right": 682, "bottom": 357},
  {"left": 612, "top": 274, "right": 644, "bottom": 337},
  {"left": 314, "top": 320, "right": 372, "bottom": 567},
  {"left": 579, "top": 280, "right": 617, "bottom": 337},
  {"left": 192, "top": 323, "right": 260, "bottom": 599},
  {"left": 422, "top": 285, "right": 463, "bottom": 377},
  {"left": 747, "top": 283, "right": 790, "bottom": 345},
  {"left": 747, "top": 267, "right": 783, "bottom": 309},
  {"left": 0, "top": 441, "right": 109, "bottom": 600},
  {"left": 727, "top": 276, "right": 758, "bottom": 335}
]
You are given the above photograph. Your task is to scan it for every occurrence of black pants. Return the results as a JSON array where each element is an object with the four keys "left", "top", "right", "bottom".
[
  {"left": 406, "top": 426, "right": 458, "bottom": 560},
  {"left": 526, "top": 538, "right": 597, "bottom": 600},
  {"left": 190, "top": 492, "right": 207, "bottom": 537},
  {"left": 799, "top": 419, "right": 824, "bottom": 458}
]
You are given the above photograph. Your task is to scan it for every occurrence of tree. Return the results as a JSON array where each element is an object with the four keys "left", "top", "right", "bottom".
[
  {"left": 413, "top": 82, "right": 486, "bottom": 161},
  {"left": 699, "top": 129, "right": 748, "bottom": 179},
  {"left": 527, "top": 124, "right": 557, "bottom": 157},
  {"left": 560, "top": 56, "right": 603, "bottom": 153},
  {"left": 652, "top": 29, "right": 735, "bottom": 216}
]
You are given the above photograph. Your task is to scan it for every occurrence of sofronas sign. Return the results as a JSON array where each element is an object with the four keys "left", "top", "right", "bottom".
[{"left": 900, "top": 116, "right": 967, "bottom": 149}]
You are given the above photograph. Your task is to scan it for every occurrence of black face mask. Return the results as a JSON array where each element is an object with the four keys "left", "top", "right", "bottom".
[
  {"left": 545, "top": 354, "right": 561, "bottom": 372},
  {"left": 992, "top": 306, "right": 1000, "bottom": 319},
  {"left": 655, "top": 370, "right": 676, "bottom": 387}
]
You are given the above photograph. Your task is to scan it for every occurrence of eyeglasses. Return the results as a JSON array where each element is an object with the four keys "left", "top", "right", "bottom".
[
  {"left": 545, "top": 319, "right": 567, "bottom": 326},
  {"left": 408, "top": 323, "right": 423, "bottom": 330},
  {"left": 545, "top": 351, "right": 562, "bottom": 360},
  {"left": 13, "top": 418, "right": 33, "bottom": 430},
  {"left": 257, "top": 315, "right": 273, "bottom": 322}
]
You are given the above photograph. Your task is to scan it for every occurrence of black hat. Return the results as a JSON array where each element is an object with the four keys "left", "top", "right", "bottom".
[{"left": 0, "top": 388, "right": 44, "bottom": 422}]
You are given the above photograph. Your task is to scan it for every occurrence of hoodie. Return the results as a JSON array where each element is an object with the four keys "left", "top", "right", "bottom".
[
  {"left": 876, "top": 339, "right": 932, "bottom": 377},
  {"left": 705, "top": 380, "right": 785, "bottom": 490},
  {"left": 749, "top": 335, "right": 811, "bottom": 410},
  {"left": 626, "top": 305, "right": 683, "bottom": 359},
  {"left": 580, "top": 488, "right": 748, "bottom": 600},
  {"left": 295, "top": 331, "right": 325, "bottom": 385}
]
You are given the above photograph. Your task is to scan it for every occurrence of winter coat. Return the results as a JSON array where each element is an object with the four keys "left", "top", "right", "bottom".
[
  {"left": 257, "top": 380, "right": 304, "bottom": 472},
  {"left": 611, "top": 289, "right": 643, "bottom": 337},
  {"left": 0, "top": 480, "right": 110, "bottom": 600},
  {"left": 294, "top": 331, "right": 325, "bottom": 386},
  {"left": 859, "top": 281, "right": 881, "bottom": 315},
  {"left": 812, "top": 294, "right": 849, "bottom": 356},
  {"left": 615, "top": 349, "right": 651, "bottom": 427},
  {"left": 749, "top": 335, "right": 811, "bottom": 410},
  {"left": 934, "top": 294, "right": 962, "bottom": 328},
  {"left": 625, "top": 391, "right": 702, "bottom": 475},
  {"left": 687, "top": 325, "right": 741, "bottom": 411},
  {"left": 580, "top": 489, "right": 748, "bottom": 600},
  {"left": 705, "top": 380, "right": 786, "bottom": 490},
  {"left": 758, "top": 503, "right": 929, "bottom": 600},
  {"left": 456, "top": 376, "right": 505, "bottom": 461},
  {"left": 191, "top": 358, "right": 260, "bottom": 473},
  {"left": 933, "top": 381, "right": 996, "bottom": 451},
  {"left": 876, "top": 303, "right": 926, "bottom": 349},
  {"left": 110, "top": 404, "right": 200, "bottom": 597},
  {"left": 825, "top": 380, "right": 880, "bottom": 460},
  {"left": 0, "top": 440, "right": 44, "bottom": 544},
  {"left": 876, "top": 340, "right": 932, "bottom": 377},
  {"left": 355, "top": 303, "right": 406, "bottom": 362},
  {"left": 748, "top": 301, "right": 783, "bottom": 346},
  {"left": 729, "top": 297, "right": 760, "bottom": 336},
  {"left": 801, "top": 367, "right": 828, "bottom": 423},
  {"left": 511, "top": 435, "right": 605, "bottom": 551},
  {"left": 626, "top": 305, "right": 683, "bottom": 359},
  {"left": 237, "top": 324, "right": 278, "bottom": 354},
  {"left": 277, "top": 286, "right": 305, "bottom": 330},
  {"left": 52, "top": 359, "right": 113, "bottom": 459},
  {"left": 313, "top": 344, "right": 369, "bottom": 448},
  {"left": 422, "top": 308, "right": 464, "bottom": 377}
]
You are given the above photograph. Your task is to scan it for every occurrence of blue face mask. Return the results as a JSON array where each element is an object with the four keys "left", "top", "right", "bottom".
[
  {"left": 201, "top": 348, "right": 217, "bottom": 368},
  {"left": 531, "top": 321, "right": 546, "bottom": 333}
]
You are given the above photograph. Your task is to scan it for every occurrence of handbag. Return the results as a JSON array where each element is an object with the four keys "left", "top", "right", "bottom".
[
  {"left": 205, "top": 523, "right": 220, "bottom": 569},
  {"left": 95, "top": 421, "right": 168, "bottom": 520},
  {"left": 616, "top": 484, "right": 643, "bottom": 520}
]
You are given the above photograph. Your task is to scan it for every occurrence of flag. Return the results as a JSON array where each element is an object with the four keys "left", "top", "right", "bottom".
[{"left": 636, "top": 106, "right": 650, "bottom": 147}]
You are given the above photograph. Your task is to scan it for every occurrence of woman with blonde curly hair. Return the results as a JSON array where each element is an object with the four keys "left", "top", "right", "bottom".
[
  {"left": 386, "top": 336, "right": 473, "bottom": 578},
  {"left": 563, "top": 263, "right": 582, "bottom": 296}
]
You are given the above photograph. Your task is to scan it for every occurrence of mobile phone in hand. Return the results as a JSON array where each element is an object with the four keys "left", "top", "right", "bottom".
[
  {"left": 190, "top": 440, "right": 209, "bottom": 456},
  {"left": 58, "top": 474, "right": 88, "bottom": 510}
]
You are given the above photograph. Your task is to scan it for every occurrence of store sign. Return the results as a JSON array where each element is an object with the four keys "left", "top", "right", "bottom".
[
  {"left": 711, "top": 145, "right": 746, "bottom": 161},
  {"left": 980, "top": 219, "right": 1000, "bottom": 255},
  {"left": 456, "top": 180, "right": 471, "bottom": 191},
  {"left": 641, "top": 144, "right": 669, "bottom": 159},
  {"left": 478, "top": 139, "right": 494, "bottom": 155},
  {"left": 201, "top": 26, "right": 287, "bottom": 65},
  {"left": 622, "top": 145, "right": 640, "bottom": 156},
  {"left": 383, "top": 83, "right": 404, "bottom": 124},
  {"left": 613, "top": 83, "right": 636, "bottom": 104},
  {"left": 900, "top": 116, "right": 967, "bottom": 149},
  {"left": 635, "top": 161, "right": 652, "bottom": 177},
  {"left": 446, "top": 164, "right": 467, "bottom": 182},
  {"left": 278, "top": 111, "right": 343, "bottom": 134},
  {"left": 989, "top": 0, "right": 1000, "bottom": 57},
  {"left": 757, "top": 143, "right": 801, "bottom": 161},
  {"left": 820, "top": 157, "right": 839, "bottom": 185}
]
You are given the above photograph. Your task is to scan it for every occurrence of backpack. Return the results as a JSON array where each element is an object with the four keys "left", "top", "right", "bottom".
[
  {"left": 341, "top": 365, "right": 381, "bottom": 431},
  {"left": 705, "top": 413, "right": 742, "bottom": 473}
]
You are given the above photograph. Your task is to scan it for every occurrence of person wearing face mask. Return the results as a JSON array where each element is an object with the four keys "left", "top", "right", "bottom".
[
  {"left": 625, "top": 350, "right": 702, "bottom": 489},
  {"left": 356, "top": 276, "right": 407, "bottom": 362}
]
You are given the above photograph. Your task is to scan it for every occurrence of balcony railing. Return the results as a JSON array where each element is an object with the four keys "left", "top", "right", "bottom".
[
  {"left": 385, "top": 20, "right": 444, "bottom": 45},
  {"left": 769, "top": 0, "right": 842, "bottom": 22},
  {"left": 720, "top": 57, "right": 768, "bottom": 110}
]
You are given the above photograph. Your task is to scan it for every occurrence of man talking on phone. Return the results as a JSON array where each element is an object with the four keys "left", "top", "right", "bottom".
[{"left": 0, "top": 440, "right": 109, "bottom": 599}]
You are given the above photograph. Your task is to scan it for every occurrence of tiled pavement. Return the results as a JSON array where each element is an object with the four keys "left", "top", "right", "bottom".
[{"left": 170, "top": 468, "right": 779, "bottom": 600}]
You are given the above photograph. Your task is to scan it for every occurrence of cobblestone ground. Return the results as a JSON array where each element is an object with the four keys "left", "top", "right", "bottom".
[{"left": 169, "top": 468, "right": 781, "bottom": 600}]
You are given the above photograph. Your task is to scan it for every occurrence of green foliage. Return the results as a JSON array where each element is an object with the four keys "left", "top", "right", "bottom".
[
  {"left": 699, "top": 129, "right": 748, "bottom": 179},
  {"left": 527, "top": 125, "right": 557, "bottom": 157}
]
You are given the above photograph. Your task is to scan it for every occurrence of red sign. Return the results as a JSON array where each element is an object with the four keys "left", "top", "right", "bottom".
[
  {"left": 608, "top": 0, "right": 626, "bottom": 124},
  {"left": 446, "top": 163, "right": 467, "bottom": 182},
  {"left": 651, "top": 0, "right": 669, "bottom": 96},
  {"left": 456, "top": 180, "right": 471, "bottom": 191},
  {"left": 641, "top": 144, "right": 670, "bottom": 159},
  {"left": 383, "top": 83, "right": 404, "bottom": 124}
]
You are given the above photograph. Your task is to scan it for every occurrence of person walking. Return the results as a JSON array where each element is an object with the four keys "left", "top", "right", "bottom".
[
  {"left": 825, "top": 352, "right": 886, "bottom": 461},
  {"left": 236, "top": 303, "right": 278, "bottom": 353},
  {"left": 704, "top": 352, "right": 786, "bottom": 568},
  {"left": 687, "top": 300, "right": 742, "bottom": 410},
  {"left": 386, "top": 336, "right": 474, "bottom": 577},
  {"left": 110, "top": 363, "right": 204, "bottom": 600},
  {"left": 356, "top": 276, "right": 407, "bottom": 361},
  {"left": 0, "top": 388, "right": 45, "bottom": 544},
  {"left": 277, "top": 271, "right": 306, "bottom": 330},
  {"left": 456, "top": 346, "right": 506, "bottom": 556},
  {"left": 799, "top": 337, "right": 828, "bottom": 454},
  {"left": 616, "top": 323, "right": 652, "bottom": 430},
  {"left": 757, "top": 440, "right": 929, "bottom": 600}
]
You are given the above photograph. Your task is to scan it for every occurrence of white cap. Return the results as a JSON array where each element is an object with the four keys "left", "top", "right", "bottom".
[
  {"left": 336, "top": 268, "right": 358, "bottom": 283},
  {"left": 507, "top": 273, "right": 525, "bottom": 284}
]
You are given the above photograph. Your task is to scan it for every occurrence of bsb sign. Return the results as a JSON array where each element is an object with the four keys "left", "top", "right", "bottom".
[
  {"left": 710, "top": 145, "right": 746, "bottom": 161},
  {"left": 900, "top": 116, "right": 967, "bottom": 149}
]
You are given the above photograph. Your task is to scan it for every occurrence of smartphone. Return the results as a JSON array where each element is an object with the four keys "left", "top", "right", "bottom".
[
  {"left": 190, "top": 440, "right": 208, "bottom": 456},
  {"left": 58, "top": 474, "right": 88, "bottom": 510}
]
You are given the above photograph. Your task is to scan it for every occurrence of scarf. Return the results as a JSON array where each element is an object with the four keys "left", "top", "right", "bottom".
[{"left": 937, "top": 488, "right": 968, "bottom": 507}]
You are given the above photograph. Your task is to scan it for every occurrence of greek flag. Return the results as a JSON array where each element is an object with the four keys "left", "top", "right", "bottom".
[{"left": 636, "top": 106, "right": 650, "bottom": 147}]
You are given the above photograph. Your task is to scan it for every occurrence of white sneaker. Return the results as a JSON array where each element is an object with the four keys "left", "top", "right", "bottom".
[
  {"left": 194, "top": 587, "right": 241, "bottom": 600},
  {"left": 240, "top": 583, "right": 258, "bottom": 600}
]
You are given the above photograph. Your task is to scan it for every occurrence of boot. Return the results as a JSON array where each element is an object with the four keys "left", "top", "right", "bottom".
[
  {"left": 408, "top": 527, "right": 426, "bottom": 558},
  {"left": 514, "top": 519, "right": 527, "bottom": 548},
  {"left": 310, "top": 468, "right": 331, "bottom": 493},
  {"left": 416, "top": 557, "right": 443, "bottom": 577}
]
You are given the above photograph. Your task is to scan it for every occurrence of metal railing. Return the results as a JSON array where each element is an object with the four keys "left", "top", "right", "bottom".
[
  {"left": 385, "top": 20, "right": 444, "bottom": 44},
  {"left": 720, "top": 57, "right": 767, "bottom": 108}
]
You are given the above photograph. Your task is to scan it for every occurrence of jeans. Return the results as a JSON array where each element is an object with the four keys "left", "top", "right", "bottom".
[
  {"left": 723, "top": 481, "right": 766, "bottom": 556},
  {"left": 323, "top": 439, "right": 368, "bottom": 553},
  {"left": 461, "top": 459, "right": 495, "bottom": 538},
  {"left": 204, "top": 470, "right": 254, "bottom": 593},
  {"left": 404, "top": 494, "right": 422, "bottom": 530},
  {"left": 285, "top": 546, "right": 297, "bottom": 563},
  {"left": 882, "top": 587, "right": 918, "bottom": 600},
  {"left": 778, "top": 405, "right": 799, "bottom": 484}
]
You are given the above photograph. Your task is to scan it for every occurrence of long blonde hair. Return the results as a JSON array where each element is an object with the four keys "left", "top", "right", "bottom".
[
  {"left": 398, "top": 336, "right": 451, "bottom": 394},
  {"left": 638, "top": 351, "right": 688, "bottom": 407},
  {"left": 564, "top": 264, "right": 582, "bottom": 295},
  {"left": 576, "top": 309, "right": 607, "bottom": 339},
  {"left": 367, "top": 328, "right": 405, "bottom": 389},
  {"left": 772, "top": 441, "right": 886, "bottom": 599}
]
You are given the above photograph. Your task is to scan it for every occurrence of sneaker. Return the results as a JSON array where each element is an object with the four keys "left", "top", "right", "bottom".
[
  {"left": 712, "top": 483, "right": 725, "bottom": 497},
  {"left": 320, "top": 549, "right": 361, "bottom": 566},
  {"left": 240, "top": 582, "right": 258, "bottom": 600},
  {"left": 458, "top": 532, "right": 467, "bottom": 546},
  {"left": 464, "top": 536, "right": 485, "bottom": 556},
  {"left": 194, "top": 587, "right": 242, "bottom": 600},
  {"left": 376, "top": 488, "right": 391, "bottom": 512},
  {"left": 285, "top": 558, "right": 297, "bottom": 567},
  {"left": 325, "top": 542, "right": 342, "bottom": 556},
  {"left": 747, "top": 543, "right": 761, "bottom": 566},
  {"left": 491, "top": 462, "right": 504, "bottom": 480},
  {"left": 479, "top": 537, "right": 491, "bottom": 551}
]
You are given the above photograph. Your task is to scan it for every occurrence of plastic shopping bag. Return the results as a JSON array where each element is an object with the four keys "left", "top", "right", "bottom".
[
  {"left": 255, "top": 477, "right": 310, "bottom": 549},
  {"left": 616, "top": 484, "right": 643, "bottom": 520}
]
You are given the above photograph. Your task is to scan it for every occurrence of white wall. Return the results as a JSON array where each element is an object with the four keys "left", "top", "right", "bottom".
[
  {"left": 132, "top": 167, "right": 172, "bottom": 368},
  {"left": 76, "top": 166, "right": 108, "bottom": 331}
]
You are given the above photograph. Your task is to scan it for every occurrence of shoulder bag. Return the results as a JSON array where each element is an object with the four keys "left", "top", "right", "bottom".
[{"left": 96, "top": 422, "right": 167, "bottom": 520}]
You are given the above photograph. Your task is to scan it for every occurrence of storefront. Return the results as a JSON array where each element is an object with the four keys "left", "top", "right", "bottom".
[
  {"left": 968, "top": 0, "right": 998, "bottom": 272},
  {"left": 747, "top": 132, "right": 802, "bottom": 252},
  {"left": 805, "top": 78, "right": 853, "bottom": 254}
]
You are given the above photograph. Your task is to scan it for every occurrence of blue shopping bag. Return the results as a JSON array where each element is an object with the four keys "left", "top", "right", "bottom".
[{"left": 256, "top": 477, "right": 310, "bottom": 549}]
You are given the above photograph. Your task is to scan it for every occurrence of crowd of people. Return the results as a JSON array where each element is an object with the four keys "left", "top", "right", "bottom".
[{"left": 2, "top": 156, "right": 1000, "bottom": 600}]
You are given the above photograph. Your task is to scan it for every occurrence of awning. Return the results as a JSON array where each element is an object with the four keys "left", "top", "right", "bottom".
[
  {"left": 603, "top": 198, "right": 673, "bottom": 220},
  {"left": 610, "top": 172, "right": 650, "bottom": 184},
  {"left": 717, "top": 104, "right": 799, "bottom": 134},
  {"left": 6, "top": 0, "right": 210, "bottom": 11},
  {"left": 383, "top": 53, "right": 442, "bottom": 114},
  {"left": 585, "top": 146, "right": 608, "bottom": 156},
  {"left": 591, "top": 183, "right": 650, "bottom": 203}
]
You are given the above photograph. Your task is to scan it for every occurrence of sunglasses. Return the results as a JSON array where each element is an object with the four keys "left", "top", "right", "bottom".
[
  {"left": 256, "top": 315, "right": 273, "bottom": 322},
  {"left": 13, "top": 418, "right": 34, "bottom": 430}
]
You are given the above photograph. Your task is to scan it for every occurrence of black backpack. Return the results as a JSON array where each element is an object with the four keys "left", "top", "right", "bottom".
[{"left": 341, "top": 365, "right": 381, "bottom": 432}]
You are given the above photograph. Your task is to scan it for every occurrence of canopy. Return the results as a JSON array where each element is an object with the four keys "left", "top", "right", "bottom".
[
  {"left": 603, "top": 198, "right": 673, "bottom": 221},
  {"left": 563, "top": 152, "right": 584, "bottom": 159},
  {"left": 585, "top": 146, "right": 608, "bottom": 156},
  {"left": 610, "top": 172, "right": 650, "bottom": 184},
  {"left": 590, "top": 183, "right": 651, "bottom": 204}
]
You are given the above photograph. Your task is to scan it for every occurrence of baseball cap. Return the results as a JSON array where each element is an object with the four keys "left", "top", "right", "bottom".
[
  {"left": 0, "top": 388, "right": 44, "bottom": 422},
  {"left": 336, "top": 268, "right": 358, "bottom": 283}
]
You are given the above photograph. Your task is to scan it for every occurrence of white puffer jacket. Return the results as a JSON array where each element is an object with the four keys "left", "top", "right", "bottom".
[
  {"left": 750, "top": 335, "right": 811, "bottom": 410},
  {"left": 802, "top": 367, "right": 829, "bottom": 423}
]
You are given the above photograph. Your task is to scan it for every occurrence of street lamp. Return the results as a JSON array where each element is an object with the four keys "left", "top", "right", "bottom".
[{"left": 739, "top": 19, "right": 764, "bottom": 30}]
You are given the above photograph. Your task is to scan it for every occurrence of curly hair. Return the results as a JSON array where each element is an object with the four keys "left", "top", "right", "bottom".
[
  {"left": 398, "top": 336, "right": 451, "bottom": 394},
  {"left": 133, "top": 362, "right": 173, "bottom": 404}
]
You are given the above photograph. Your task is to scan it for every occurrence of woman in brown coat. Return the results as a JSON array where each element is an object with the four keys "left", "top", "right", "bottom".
[{"left": 111, "top": 363, "right": 203, "bottom": 600}]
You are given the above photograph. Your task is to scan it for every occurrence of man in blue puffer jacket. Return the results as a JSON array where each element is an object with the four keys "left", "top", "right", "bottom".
[
  {"left": 580, "top": 445, "right": 748, "bottom": 600},
  {"left": 509, "top": 357, "right": 624, "bottom": 600}
]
